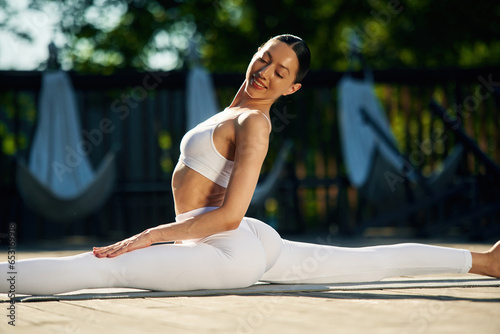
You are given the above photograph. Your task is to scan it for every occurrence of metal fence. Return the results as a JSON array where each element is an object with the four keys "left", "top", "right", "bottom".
[{"left": 1, "top": 67, "right": 499, "bottom": 243}]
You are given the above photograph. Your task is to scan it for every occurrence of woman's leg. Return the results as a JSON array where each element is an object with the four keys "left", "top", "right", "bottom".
[
  {"left": 260, "top": 240, "right": 476, "bottom": 284},
  {"left": 0, "top": 226, "right": 266, "bottom": 295},
  {"left": 241, "top": 217, "right": 283, "bottom": 272}
]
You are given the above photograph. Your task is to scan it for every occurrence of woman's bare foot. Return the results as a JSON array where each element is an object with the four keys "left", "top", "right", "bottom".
[{"left": 469, "top": 241, "right": 500, "bottom": 278}]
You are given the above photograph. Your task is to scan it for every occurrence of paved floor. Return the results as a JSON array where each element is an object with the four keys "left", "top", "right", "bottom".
[{"left": 1, "top": 238, "right": 499, "bottom": 334}]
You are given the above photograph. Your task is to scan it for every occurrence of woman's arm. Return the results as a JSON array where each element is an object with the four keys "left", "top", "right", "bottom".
[
  {"left": 158, "top": 112, "right": 271, "bottom": 234},
  {"left": 93, "top": 112, "right": 270, "bottom": 258}
]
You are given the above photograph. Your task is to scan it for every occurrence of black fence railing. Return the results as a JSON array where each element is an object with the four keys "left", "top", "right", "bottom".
[{"left": 1, "top": 67, "right": 499, "bottom": 243}]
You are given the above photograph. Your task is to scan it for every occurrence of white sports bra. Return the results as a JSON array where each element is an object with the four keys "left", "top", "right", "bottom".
[{"left": 178, "top": 111, "right": 271, "bottom": 188}]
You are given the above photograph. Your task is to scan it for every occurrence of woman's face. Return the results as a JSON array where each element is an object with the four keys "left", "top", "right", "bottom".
[{"left": 244, "top": 40, "right": 302, "bottom": 103}]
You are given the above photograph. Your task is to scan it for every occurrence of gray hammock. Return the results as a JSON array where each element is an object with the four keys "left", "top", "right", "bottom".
[
  {"left": 337, "top": 73, "right": 463, "bottom": 203},
  {"left": 16, "top": 71, "right": 116, "bottom": 222},
  {"left": 251, "top": 139, "right": 293, "bottom": 206}
]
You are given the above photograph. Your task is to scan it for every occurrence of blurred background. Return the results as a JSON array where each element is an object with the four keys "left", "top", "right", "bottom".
[{"left": 0, "top": 0, "right": 499, "bottom": 245}]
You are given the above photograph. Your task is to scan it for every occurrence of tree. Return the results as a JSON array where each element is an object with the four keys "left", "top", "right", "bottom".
[
  {"left": 0, "top": 0, "right": 34, "bottom": 46},
  {"left": 5, "top": 0, "right": 500, "bottom": 72}
]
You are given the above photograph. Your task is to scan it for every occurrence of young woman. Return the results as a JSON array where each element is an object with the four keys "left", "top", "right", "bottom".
[{"left": 2, "top": 35, "right": 499, "bottom": 295}]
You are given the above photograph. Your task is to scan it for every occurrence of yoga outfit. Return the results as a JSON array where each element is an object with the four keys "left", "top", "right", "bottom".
[
  {"left": 0, "top": 206, "right": 472, "bottom": 295},
  {"left": 0, "top": 112, "right": 472, "bottom": 295},
  {"left": 179, "top": 110, "right": 271, "bottom": 188}
]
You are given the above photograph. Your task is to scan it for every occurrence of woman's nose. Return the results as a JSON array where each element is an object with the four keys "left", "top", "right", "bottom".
[{"left": 258, "top": 65, "right": 271, "bottom": 79}]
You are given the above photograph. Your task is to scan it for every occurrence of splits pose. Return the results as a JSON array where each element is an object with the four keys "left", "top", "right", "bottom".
[{"left": 1, "top": 35, "right": 499, "bottom": 295}]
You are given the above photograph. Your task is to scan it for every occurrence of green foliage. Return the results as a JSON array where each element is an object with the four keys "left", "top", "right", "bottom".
[
  {"left": 0, "top": 91, "right": 36, "bottom": 184},
  {"left": 384, "top": 0, "right": 500, "bottom": 68},
  {"left": 0, "top": 0, "right": 34, "bottom": 44},
  {"left": 9, "top": 0, "right": 500, "bottom": 73}
]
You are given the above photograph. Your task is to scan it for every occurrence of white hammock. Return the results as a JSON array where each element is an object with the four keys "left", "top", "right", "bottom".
[
  {"left": 16, "top": 71, "right": 116, "bottom": 222},
  {"left": 337, "top": 74, "right": 463, "bottom": 202},
  {"left": 186, "top": 66, "right": 220, "bottom": 130}
]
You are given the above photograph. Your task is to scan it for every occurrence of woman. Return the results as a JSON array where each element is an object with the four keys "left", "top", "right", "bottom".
[{"left": 2, "top": 35, "right": 499, "bottom": 295}]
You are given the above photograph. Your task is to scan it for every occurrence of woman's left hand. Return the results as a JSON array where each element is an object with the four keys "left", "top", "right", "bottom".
[{"left": 93, "top": 229, "right": 155, "bottom": 258}]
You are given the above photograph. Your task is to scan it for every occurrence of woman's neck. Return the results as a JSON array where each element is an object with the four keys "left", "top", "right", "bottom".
[{"left": 228, "top": 81, "right": 273, "bottom": 113}]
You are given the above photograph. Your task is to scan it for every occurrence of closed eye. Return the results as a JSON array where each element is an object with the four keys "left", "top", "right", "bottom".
[
  {"left": 276, "top": 72, "right": 283, "bottom": 78},
  {"left": 258, "top": 57, "right": 268, "bottom": 63}
]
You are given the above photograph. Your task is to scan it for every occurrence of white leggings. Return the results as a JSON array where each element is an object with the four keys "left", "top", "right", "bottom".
[{"left": 1, "top": 207, "right": 472, "bottom": 295}]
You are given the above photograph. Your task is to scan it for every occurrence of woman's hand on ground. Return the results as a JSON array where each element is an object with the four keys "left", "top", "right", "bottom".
[{"left": 93, "top": 230, "right": 155, "bottom": 258}]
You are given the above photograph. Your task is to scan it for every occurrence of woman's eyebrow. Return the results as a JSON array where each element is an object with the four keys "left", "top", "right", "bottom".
[{"left": 264, "top": 50, "right": 290, "bottom": 74}]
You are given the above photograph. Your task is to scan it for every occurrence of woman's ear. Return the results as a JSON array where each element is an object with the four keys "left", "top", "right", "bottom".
[{"left": 283, "top": 83, "right": 302, "bottom": 96}]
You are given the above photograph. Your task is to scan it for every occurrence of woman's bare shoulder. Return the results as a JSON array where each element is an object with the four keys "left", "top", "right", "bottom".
[{"left": 234, "top": 110, "right": 271, "bottom": 132}]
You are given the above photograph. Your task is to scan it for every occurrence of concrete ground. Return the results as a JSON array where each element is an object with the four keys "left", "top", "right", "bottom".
[{"left": 1, "top": 237, "right": 499, "bottom": 334}]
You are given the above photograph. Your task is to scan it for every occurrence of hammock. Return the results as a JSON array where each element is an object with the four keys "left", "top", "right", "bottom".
[
  {"left": 337, "top": 73, "right": 463, "bottom": 203},
  {"left": 251, "top": 140, "right": 293, "bottom": 206},
  {"left": 186, "top": 66, "right": 220, "bottom": 130},
  {"left": 16, "top": 71, "right": 116, "bottom": 222}
]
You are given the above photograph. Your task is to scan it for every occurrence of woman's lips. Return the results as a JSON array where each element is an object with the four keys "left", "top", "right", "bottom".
[{"left": 252, "top": 76, "right": 267, "bottom": 89}]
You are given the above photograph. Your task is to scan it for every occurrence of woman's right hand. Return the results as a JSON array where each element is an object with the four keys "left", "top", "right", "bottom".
[{"left": 93, "top": 229, "right": 156, "bottom": 258}]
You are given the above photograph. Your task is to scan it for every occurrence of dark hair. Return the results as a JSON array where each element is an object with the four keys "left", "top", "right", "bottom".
[{"left": 269, "top": 34, "right": 311, "bottom": 83}]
